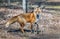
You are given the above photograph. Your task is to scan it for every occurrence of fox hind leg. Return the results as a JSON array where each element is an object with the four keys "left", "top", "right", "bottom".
[
  {"left": 17, "top": 17, "right": 25, "bottom": 33},
  {"left": 19, "top": 23, "right": 25, "bottom": 33}
]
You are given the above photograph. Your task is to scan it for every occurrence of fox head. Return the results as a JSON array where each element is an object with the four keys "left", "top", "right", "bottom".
[
  {"left": 34, "top": 7, "right": 42, "bottom": 14},
  {"left": 34, "top": 7, "right": 42, "bottom": 20}
]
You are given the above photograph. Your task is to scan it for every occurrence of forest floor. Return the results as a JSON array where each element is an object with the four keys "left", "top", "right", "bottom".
[{"left": 0, "top": 8, "right": 60, "bottom": 39}]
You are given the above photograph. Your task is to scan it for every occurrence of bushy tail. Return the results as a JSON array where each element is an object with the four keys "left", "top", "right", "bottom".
[{"left": 5, "top": 16, "right": 18, "bottom": 27}]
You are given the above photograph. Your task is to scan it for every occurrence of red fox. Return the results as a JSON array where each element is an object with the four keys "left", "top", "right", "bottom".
[{"left": 5, "top": 7, "right": 42, "bottom": 33}]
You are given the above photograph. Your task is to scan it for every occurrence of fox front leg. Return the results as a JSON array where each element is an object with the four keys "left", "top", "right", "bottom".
[
  {"left": 30, "top": 23, "right": 34, "bottom": 33},
  {"left": 35, "top": 22, "right": 39, "bottom": 34},
  {"left": 17, "top": 17, "right": 25, "bottom": 33}
]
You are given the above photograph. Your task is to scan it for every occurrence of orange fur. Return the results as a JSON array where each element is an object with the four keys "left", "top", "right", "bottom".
[{"left": 5, "top": 7, "right": 42, "bottom": 33}]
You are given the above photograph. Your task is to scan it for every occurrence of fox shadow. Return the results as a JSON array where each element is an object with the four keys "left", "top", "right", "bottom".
[{"left": 7, "top": 29, "right": 33, "bottom": 33}]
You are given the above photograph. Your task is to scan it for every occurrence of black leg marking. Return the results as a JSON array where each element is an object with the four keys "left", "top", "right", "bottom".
[
  {"left": 31, "top": 24, "right": 34, "bottom": 33},
  {"left": 35, "top": 22, "right": 39, "bottom": 34}
]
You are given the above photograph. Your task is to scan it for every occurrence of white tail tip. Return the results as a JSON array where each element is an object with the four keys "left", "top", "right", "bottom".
[{"left": 5, "top": 22, "right": 9, "bottom": 28}]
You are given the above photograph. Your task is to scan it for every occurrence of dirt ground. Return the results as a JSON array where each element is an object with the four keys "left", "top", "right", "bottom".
[{"left": 0, "top": 8, "right": 60, "bottom": 39}]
